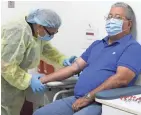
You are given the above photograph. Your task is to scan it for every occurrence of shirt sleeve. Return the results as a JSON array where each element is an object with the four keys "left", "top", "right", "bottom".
[
  {"left": 81, "top": 40, "right": 100, "bottom": 62},
  {"left": 117, "top": 43, "right": 141, "bottom": 75}
]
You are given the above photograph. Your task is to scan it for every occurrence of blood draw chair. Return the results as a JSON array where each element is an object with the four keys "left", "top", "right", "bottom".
[
  {"left": 41, "top": 60, "right": 141, "bottom": 104},
  {"left": 95, "top": 74, "right": 141, "bottom": 100},
  {"left": 45, "top": 58, "right": 141, "bottom": 103},
  {"left": 94, "top": 74, "right": 141, "bottom": 115}
]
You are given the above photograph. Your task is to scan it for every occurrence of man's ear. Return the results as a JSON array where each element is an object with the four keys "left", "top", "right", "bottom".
[{"left": 128, "top": 20, "right": 132, "bottom": 30}]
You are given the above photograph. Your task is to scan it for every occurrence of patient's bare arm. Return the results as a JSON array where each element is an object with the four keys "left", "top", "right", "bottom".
[
  {"left": 40, "top": 57, "right": 87, "bottom": 84},
  {"left": 88, "top": 66, "right": 136, "bottom": 99}
]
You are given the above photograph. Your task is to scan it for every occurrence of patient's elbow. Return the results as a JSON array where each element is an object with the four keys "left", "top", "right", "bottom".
[
  {"left": 117, "top": 79, "right": 129, "bottom": 87},
  {"left": 70, "top": 63, "right": 80, "bottom": 74}
]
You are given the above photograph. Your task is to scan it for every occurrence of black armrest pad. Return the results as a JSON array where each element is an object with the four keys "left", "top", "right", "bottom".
[{"left": 95, "top": 86, "right": 141, "bottom": 100}]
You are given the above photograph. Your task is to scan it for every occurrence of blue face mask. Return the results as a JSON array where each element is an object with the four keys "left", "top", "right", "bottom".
[
  {"left": 38, "top": 29, "right": 54, "bottom": 41},
  {"left": 38, "top": 34, "right": 54, "bottom": 41},
  {"left": 106, "top": 18, "right": 123, "bottom": 36}
]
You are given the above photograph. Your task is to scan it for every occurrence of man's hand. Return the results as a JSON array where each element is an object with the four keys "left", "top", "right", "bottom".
[{"left": 72, "top": 97, "right": 93, "bottom": 112}]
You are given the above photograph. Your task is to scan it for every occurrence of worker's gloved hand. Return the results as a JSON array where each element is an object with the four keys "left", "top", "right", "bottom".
[
  {"left": 30, "top": 73, "right": 47, "bottom": 93},
  {"left": 63, "top": 56, "right": 77, "bottom": 66}
]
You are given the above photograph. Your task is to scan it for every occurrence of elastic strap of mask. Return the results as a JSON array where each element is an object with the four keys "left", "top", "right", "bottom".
[{"left": 120, "top": 20, "right": 131, "bottom": 34}]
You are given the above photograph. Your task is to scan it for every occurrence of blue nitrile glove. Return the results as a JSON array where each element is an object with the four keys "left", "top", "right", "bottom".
[
  {"left": 63, "top": 56, "right": 77, "bottom": 66},
  {"left": 30, "top": 73, "right": 47, "bottom": 93}
]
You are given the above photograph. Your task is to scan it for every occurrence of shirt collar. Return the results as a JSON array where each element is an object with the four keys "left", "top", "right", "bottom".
[{"left": 103, "top": 34, "right": 132, "bottom": 45}]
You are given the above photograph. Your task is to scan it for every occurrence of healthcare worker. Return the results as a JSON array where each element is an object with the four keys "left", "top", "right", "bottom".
[{"left": 1, "top": 9, "right": 76, "bottom": 115}]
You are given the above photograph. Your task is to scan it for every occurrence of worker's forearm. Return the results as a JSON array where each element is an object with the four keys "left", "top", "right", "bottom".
[
  {"left": 89, "top": 74, "right": 128, "bottom": 97},
  {"left": 40, "top": 64, "right": 79, "bottom": 84},
  {"left": 2, "top": 63, "right": 31, "bottom": 90}
]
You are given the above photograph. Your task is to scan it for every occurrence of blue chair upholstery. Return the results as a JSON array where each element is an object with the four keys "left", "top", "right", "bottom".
[
  {"left": 95, "top": 85, "right": 141, "bottom": 100},
  {"left": 95, "top": 74, "right": 141, "bottom": 100}
]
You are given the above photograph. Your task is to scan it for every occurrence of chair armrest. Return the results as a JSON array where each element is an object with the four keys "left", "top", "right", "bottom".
[
  {"left": 46, "top": 75, "right": 78, "bottom": 87},
  {"left": 95, "top": 85, "right": 141, "bottom": 100}
]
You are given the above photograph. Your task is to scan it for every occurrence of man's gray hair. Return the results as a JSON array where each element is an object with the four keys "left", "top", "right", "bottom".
[
  {"left": 112, "top": 2, "right": 134, "bottom": 20},
  {"left": 112, "top": 2, "right": 137, "bottom": 38}
]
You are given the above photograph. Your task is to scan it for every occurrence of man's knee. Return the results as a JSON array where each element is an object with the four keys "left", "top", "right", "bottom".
[
  {"left": 33, "top": 109, "right": 42, "bottom": 115},
  {"left": 33, "top": 105, "right": 53, "bottom": 115},
  {"left": 33, "top": 96, "right": 75, "bottom": 115}
]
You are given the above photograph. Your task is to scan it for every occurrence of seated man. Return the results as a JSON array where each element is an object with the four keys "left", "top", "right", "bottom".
[{"left": 33, "top": 2, "right": 141, "bottom": 115}]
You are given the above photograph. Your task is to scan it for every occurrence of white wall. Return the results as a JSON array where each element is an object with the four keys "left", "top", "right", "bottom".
[{"left": 1, "top": 1, "right": 141, "bottom": 57}]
